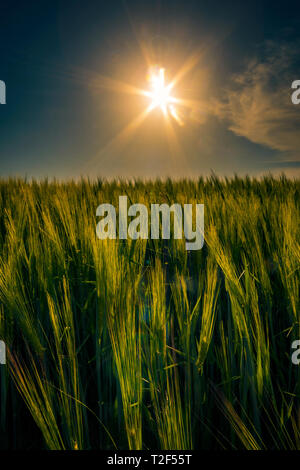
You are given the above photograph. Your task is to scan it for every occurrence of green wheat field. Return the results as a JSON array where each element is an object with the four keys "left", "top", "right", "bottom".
[{"left": 0, "top": 175, "right": 299, "bottom": 450}]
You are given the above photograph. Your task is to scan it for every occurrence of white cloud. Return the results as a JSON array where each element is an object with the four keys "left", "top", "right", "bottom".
[{"left": 213, "top": 42, "right": 300, "bottom": 163}]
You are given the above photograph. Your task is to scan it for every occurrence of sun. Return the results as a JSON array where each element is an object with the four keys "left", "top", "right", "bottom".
[
  {"left": 144, "top": 67, "right": 181, "bottom": 122},
  {"left": 147, "top": 68, "right": 174, "bottom": 113},
  {"left": 86, "top": 56, "right": 202, "bottom": 170}
]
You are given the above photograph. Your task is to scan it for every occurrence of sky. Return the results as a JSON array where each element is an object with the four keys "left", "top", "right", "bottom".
[{"left": 0, "top": 0, "right": 300, "bottom": 179}]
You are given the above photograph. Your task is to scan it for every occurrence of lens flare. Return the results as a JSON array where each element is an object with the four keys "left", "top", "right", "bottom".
[
  {"left": 86, "top": 55, "right": 203, "bottom": 171},
  {"left": 144, "top": 67, "right": 182, "bottom": 122},
  {"left": 147, "top": 68, "right": 174, "bottom": 113}
]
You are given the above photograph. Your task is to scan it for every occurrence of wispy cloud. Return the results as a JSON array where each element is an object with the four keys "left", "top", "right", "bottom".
[{"left": 213, "top": 42, "right": 300, "bottom": 164}]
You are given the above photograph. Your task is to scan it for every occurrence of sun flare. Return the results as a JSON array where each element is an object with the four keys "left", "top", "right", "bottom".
[
  {"left": 87, "top": 57, "right": 202, "bottom": 170},
  {"left": 143, "top": 67, "right": 182, "bottom": 124},
  {"left": 147, "top": 68, "right": 175, "bottom": 113}
]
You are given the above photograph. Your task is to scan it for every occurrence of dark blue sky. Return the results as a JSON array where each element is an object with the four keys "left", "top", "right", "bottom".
[{"left": 0, "top": 0, "right": 300, "bottom": 179}]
